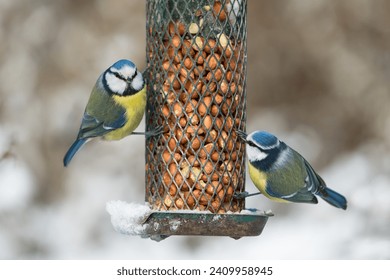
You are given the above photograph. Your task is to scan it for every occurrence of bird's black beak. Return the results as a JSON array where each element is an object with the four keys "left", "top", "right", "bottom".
[{"left": 236, "top": 129, "right": 248, "bottom": 142}]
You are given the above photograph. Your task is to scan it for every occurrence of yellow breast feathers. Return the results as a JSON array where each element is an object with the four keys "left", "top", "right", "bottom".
[
  {"left": 104, "top": 87, "right": 146, "bottom": 140},
  {"left": 248, "top": 163, "right": 288, "bottom": 203}
]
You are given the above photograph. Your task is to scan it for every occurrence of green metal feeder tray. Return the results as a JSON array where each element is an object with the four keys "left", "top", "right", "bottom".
[{"left": 142, "top": 209, "right": 272, "bottom": 240}]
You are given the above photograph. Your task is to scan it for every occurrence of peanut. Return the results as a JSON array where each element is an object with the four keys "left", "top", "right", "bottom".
[
  {"left": 177, "top": 21, "right": 186, "bottom": 36},
  {"left": 184, "top": 57, "right": 193, "bottom": 69},
  {"left": 162, "top": 150, "right": 171, "bottom": 163},
  {"left": 213, "top": 2, "right": 227, "bottom": 21},
  {"left": 189, "top": 22, "right": 199, "bottom": 34},
  {"left": 172, "top": 35, "right": 181, "bottom": 48},
  {"left": 169, "top": 184, "right": 177, "bottom": 196},
  {"left": 205, "top": 53, "right": 220, "bottom": 70},
  {"left": 192, "top": 36, "right": 204, "bottom": 51},
  {"left": 164, "top": 195, "right": 174, "bottom": 207},
  {"left": 191, "top": 137, "right": 201, "bottom": 150},
  {"left": 175, "top": 198, "right": 184, "bottom": 209},
  {"left": 203, "top": 115, "right": 212, "bottom": 130},
  {"left": 186, "top": 193, "right": 195, "bottom": 207},
  {"left": 204, "top": 161, "right": 214, "bottom": 175},
  {"left": 163, "top": 171, "right": 172, "bottom": 185}
]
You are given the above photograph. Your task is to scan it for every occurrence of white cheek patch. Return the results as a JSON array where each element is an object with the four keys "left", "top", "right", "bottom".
[
  {"left": 105, "top": 72, "right": 126, "bottom": 95},
  {"left": 247, "top": 145, "right": 268, "bottom": 162},
  {"left": 273, "top": 147, "right": 290, "bottom": 168},
  {"left": 131, "top": 72, "right": 144, "bottom": 91}
]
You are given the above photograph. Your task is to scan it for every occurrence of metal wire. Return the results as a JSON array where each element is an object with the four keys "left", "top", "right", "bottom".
[{"left": 145, "top": 0, "right": 247, "bottom": 213}]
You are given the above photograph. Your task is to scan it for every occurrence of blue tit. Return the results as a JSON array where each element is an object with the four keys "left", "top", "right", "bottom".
[
  {"left": 237, "top": 130, "right": 347, "bottom": 210},
  {"left": 63, "top": 59, "right": 147, "bottom": 167}
]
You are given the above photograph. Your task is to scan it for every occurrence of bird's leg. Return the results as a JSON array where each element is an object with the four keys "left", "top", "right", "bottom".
[
  {"left": 146, "top": 125, "right": 164, "bottom": 138},
  {"left": 132, "top": 126, "right": 164, "bottom": 138},
  {"left": 233, "top": 191, "right": 262, "bottom": 199}
]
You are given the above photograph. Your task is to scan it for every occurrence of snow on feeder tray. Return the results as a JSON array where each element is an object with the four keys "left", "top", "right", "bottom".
[{"left": 107, "top": 0, "right": 271, "bottom": 240}]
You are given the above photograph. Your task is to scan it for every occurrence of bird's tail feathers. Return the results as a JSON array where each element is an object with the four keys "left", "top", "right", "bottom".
[
  {"left": 63, "top": 138, "right": 87, "bottom": 167},
  {"left": 318, "top": 187, "right": 347, "bottom": 210}
]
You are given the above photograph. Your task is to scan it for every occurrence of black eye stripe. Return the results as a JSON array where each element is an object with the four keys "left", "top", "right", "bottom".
[
  {"left": 131, "top": 69, "right": 138, "bottom": 80},
  {"left": 115, "top": 73, "right": 123, "bottom": 79},
  {"left": 247, "top": 140, "right": 268, "bottom": 152},
  {"left": 109, "top": 69, "right": 137, "bottom": 82},
  {"left": 110, "top": 70, "right": 126, "bottom": 81}
]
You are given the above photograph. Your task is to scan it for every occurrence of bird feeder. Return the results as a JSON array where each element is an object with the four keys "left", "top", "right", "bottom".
[{"left": 143, "top": 0, "right": 270, "bottom": 239}]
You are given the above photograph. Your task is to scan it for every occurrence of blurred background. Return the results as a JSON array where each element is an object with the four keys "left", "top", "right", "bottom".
[{"left": 0, "top": 0, "right": 389, "bottom": 259}]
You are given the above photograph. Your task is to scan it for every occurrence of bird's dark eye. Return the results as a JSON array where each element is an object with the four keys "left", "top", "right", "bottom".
[{"left": 247, "top": 141, "right": 257, "bottom": 147}]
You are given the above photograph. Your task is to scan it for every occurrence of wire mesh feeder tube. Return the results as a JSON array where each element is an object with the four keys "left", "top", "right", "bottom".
[{"left": 145, "top": 0, "right": 269, "bottom": 238}]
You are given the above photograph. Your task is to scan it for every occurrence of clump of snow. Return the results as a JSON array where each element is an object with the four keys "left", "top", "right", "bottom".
[
  {"left": 169, "top": 220, "right": 181, "bottom": 231},
  {"left": 106, "top": 201, "right": 151, "bottom": 236},
  {"left": 212, "top": 215, "right": 222, "bottom": 222},
  {"left": 237, "top": 208, "right": 273, "bottom": 216}
]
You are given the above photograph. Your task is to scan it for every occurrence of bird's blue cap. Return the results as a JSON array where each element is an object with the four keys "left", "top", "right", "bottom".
[
  {"left": 250, "top": 131, "right": 279, "bottom": 149},
  {"left": 111, "top": 59, "right": 136, "bottom": 70}
]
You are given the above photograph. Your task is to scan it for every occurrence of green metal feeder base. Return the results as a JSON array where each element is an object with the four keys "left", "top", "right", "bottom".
[{"left": 142, "top": 210, "right": 272, "bottom": 240}]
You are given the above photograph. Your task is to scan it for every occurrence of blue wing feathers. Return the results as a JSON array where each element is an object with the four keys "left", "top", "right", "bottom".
[
  {"left": 303, "top": 159, "right": 347, "bottom": 209},
  {"left": 77, "top": 111, "right": 125, "bottom": 139}
]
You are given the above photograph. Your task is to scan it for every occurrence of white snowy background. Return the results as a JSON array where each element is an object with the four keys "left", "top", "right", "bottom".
[{"left": 0, "top": 0, "right": 389, "bottom": 259}]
